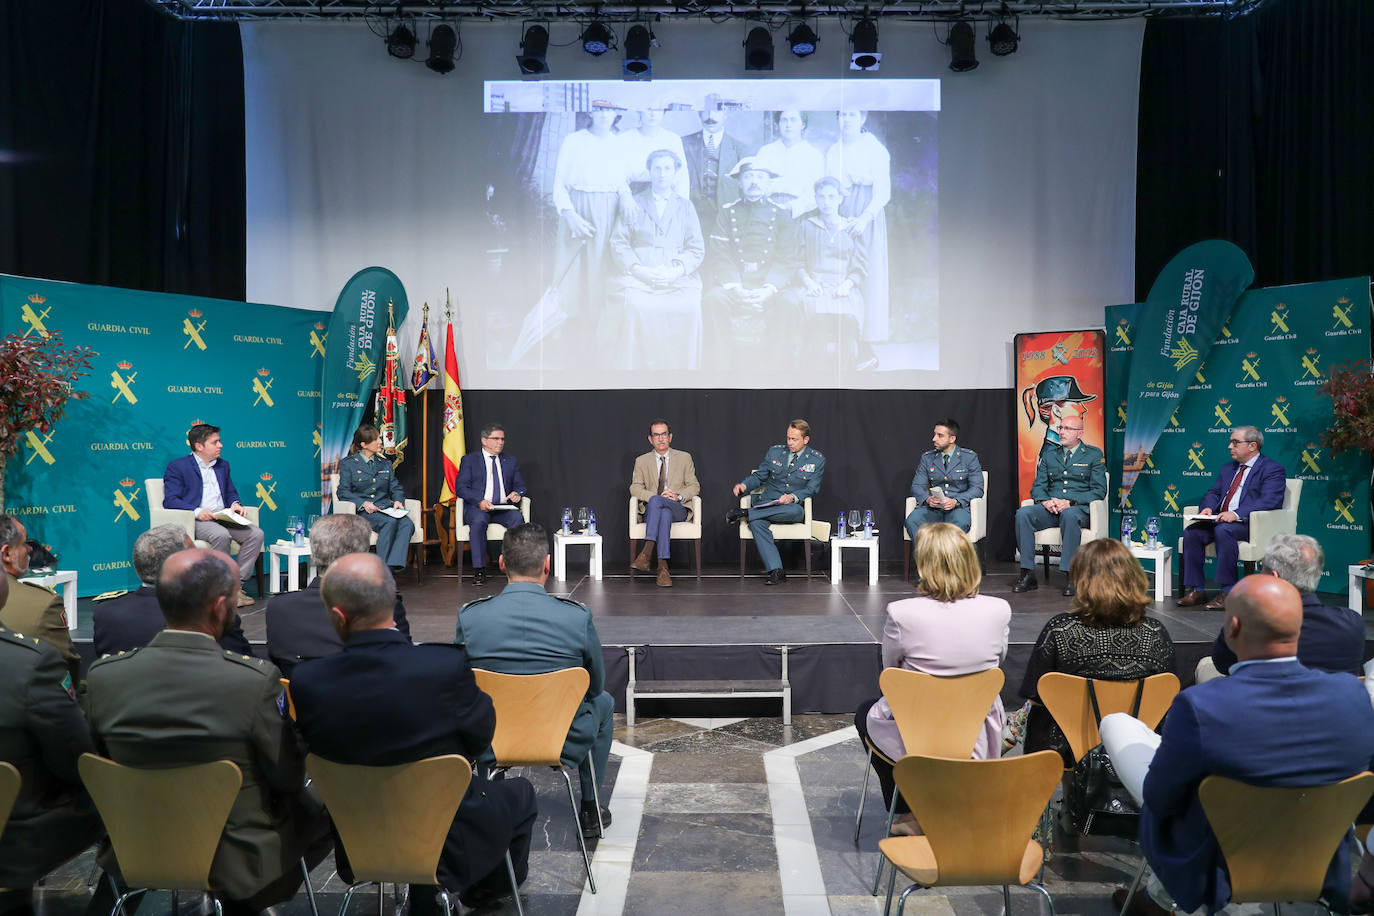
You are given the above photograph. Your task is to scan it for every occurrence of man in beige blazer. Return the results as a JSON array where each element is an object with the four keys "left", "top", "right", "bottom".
[{"left": 629, "top": 419, "right": 700, "bottom": 587}]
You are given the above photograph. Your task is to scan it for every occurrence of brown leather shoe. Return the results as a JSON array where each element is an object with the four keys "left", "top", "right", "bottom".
[
  {"left": 631, "top": 542, "right": 654, "bottom": 573},
  {"left": 656, "top": 560, "right": 673, "bottom": 588},
  {"left": 1205, "top": 592, "right": 1227, "bottom": 610},
  {"left": 1176, "top": 588, "right": 1207, "bottom": 607}
]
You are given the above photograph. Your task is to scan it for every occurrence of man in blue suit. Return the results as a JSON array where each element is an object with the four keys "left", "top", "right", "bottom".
[
  {"left": 1177, "top": 425, "right": 1287, "bottom": 609},
  {"left": 454, "top": 422, "right": 527, "bottom": 586},
  {"left": 727, "top": 419, "right": 825, "bottom": 585},
  {"left": 291, "top": 552, "right": 536, "bottom": 913},
  {"left": 1103, "top": 574, "right": 1374, "bottom": 916},
  {"left": 456, "top": 523, "right": 615, "bottom": 838},
  {"left": 163, "top": 423, "right": 265, "bottom": 606}
]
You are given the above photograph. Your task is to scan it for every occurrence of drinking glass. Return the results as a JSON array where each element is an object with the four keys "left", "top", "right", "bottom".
[
  {"left": 847, "top": 509, "right": 862, "bottom": 534},
  {"left": 576, "top": 507, "right": 591, "bottom": 533}
]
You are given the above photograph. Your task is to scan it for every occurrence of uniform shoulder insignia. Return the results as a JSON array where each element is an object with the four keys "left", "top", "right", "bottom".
[
  {"left": 224, "top": 651, "right": 269, "bottom": 672},
  {"left": 20, "top": 580, "right": 57, "bottom": 595},
  {"left": 93, "top": 590, "right": 130, "bottom": 602},
  {"left": 459, "top": 594, "right": 496, "bottom": 612},
  {"left": 91, "top": 648, "right": 137, "bottom": 668},
  {"left": 553, "top": 595, "right": 590, "bottom": 612},
  {"left": 0, "top": 627, "right": 39, "bottom": 650}
]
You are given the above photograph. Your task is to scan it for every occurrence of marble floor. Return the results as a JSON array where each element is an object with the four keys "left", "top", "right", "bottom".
[{"left": 25, "top": 713, "right": 1291, "bottom": 916}]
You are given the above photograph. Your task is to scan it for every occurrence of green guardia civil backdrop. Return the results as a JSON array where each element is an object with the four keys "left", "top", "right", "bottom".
[
  {"left": 1106, "top": 276, "right": 1373, "bottom": 593},
  {"left": 1, "top": 274, "right": 325, "bottom": 595}
]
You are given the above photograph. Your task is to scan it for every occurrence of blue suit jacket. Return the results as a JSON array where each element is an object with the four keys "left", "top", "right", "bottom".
[
  {"left": 1141, "top": 660, "right": 1374, "bottom": 913},
  {"left": 454, "top": 451, "right": 526, "bottom": 506},
  {"left": 163, "top": 453, "right": 241, "bottom": 510},
  {"left": 1199, "top": 453, "right": 1286, "bottom": 520},
  {"left": 1211, "top": 592, "right": 1365, "bottom": 676}
]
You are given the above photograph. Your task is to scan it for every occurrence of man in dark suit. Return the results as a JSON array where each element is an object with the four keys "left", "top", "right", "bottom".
[
  {"left": 0, "top": 571, "right": 105, "bottom": 914},
  {"left": 291, "top": 552, "right": 536, "bottom": 913},
  {"left": 86, "top": 548, "right": 330, "bottom": 914},
  {"left": 454, "top": 422, "right": 527, "bottom": 586},
  {"left": 1178, "top": 425, "right": 1287, "bottom": 609},
  {"left": 265, "top": 514, "right": 410, "bottom": 676},
  {"left": 1103, "top": 574, "right": 1374, "bottom": 916},
  {"left": 93, "top": 524, "right": 250, "bottom": 657},
  {"left": 1203, "top": 533, "right": 1364, "bottom": 679},
  {"left": 681, "top": 104, "right": 745, "bottom": 232},
  {"left": 456, "top": 523, "right": 614, "bottom": 837},
  {"left": 162, "top": 422, "right": 265, "bottom": 607}
]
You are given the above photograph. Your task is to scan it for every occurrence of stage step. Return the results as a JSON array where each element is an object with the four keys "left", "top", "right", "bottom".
[{"left": 623, "top": 646, "right": 791, "bottom": 726}]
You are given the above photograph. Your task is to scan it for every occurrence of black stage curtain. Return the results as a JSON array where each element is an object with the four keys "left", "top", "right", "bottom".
[
  {"left": 397, "top": 387, "right": 1017, "bottom": 567},
  {"left": 1136, "top": 0, "right": 1374, "bottom": 297},
  {"left": 0, "top": 0, "right": 245, "bottom": 300}
]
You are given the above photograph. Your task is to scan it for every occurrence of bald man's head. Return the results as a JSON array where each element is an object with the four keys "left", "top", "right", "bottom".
[
  {"left": 157, "top": 548, "right": 239, "bottom": 632},
  {"left": 1222, "top": 573, "right": 1303, "bottom": 661},
  {"left": 321, "top": 552, "right": 395, "bottom": 637}
]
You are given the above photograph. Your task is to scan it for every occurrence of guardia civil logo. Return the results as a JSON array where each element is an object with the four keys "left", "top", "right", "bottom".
[
  {"left": 1296, "top": 348, "right": 1324, "bottom": 387},
  {"left": 25, "top": 428, "right": 55, "bottom": 466},
  {"left": 21, "top": 294, "right": 52, "bottom": 339},
  {"left": 110, "top": 361, "right": 138, "bottom": 405},
  {"left": 1299, "top": 444, "right": 1323, "bottom": 478},
  {"left": 1112, "top": 318, "right": 1132, "bottom": 349},
  {"left": 252, "top": 368, "right": 275, "bottom": 407},
  {"left": 113, "top": 478, "right": 142, "bottom": 523},
  {"left": 1162, "top": 483, "right": 1182, "bottom": 515},
  {"left": 1332, "top": 297, "right": 1354, "bottom": 332},
  {"left": 1267, "top": 395, "right": 1296, "bottom": 433},
  {"left": 313, "top": 424, "right": 323, "bottom": 459},
  {"left": 256, "top": 473, "right": 279, "bottom": 512},
  {"left": 309, "top": 322, "right": 328, "bottom": 359},
  {"left": 183, "top": 309, "right": 208, "bottom": 351},
  {"left": 1183, "top": 442, "right": 1208, "bottom": 478},
  {"left": 1267, "top": 302, "right": 1293, "bottom": 339},
  {"left": 1238, "top": 351, "right": 1263, "bottom": 386},
  {"left": 1210, "top": 398, "right": 1232, "bottom": 432},
  {"left": 1331, "top": 492, "right": 1360, "bottom": 530}
]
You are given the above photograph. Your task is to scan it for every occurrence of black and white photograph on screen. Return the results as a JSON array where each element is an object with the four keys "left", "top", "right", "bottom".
[{"left": 479, "top": 79, "right": 939, "bottom": 380}]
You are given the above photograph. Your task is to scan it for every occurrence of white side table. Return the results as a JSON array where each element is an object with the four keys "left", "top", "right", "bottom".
[
  {"left": 1349, "top": 565, "right": 1374, "bottom": 614},
  {"left": 1129, "top": 544, "right": 1174, "bottom": 601},
  {"left": 268, "top": 541, "right": 316, "bottom": 594},
  {"left": 554, "top": 531, "right": 602, "bottom": 582},
  {"left": 831, "top": 536, "right": 880, "bottom": 585},
  {"left": 23, "top": 570, "right": 78, "bottom": 630}
]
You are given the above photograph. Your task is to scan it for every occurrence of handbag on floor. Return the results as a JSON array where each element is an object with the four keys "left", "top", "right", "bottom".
[{"left": 1063, "top": 679, "right": 1142, "bottom": 837}]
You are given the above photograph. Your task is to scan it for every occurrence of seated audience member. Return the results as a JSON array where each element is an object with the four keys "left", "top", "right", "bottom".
[
  {"left": 0, "top": 514, "right": 80, "bottom": 679},
  {"left": 1102, "top": 574, "right": 1374, "bottom": 916},
  {"left": 1199, "top": 533, "right": 1363, "bottom": 681},
  {"left": 854, "top": 523, "right": 1010, "bottom": 835},
  {"left": 266, "top": 514, "right": 410, "bottom": 676},
  {"left": 291, "top": 553, "right": 536, "bottom": 913},
  {"left": 0, "top": 571, "right": 106, "bottom": 915},
  {"left": 93, "top": 524, "right": 250, "bottom": 657},
  {"left": 86, "top": 549, "right": 330, "bottom": 915},
  {"left": 335, "top": 423, "right": 415, "bottom": 572},
  {"left": 456, "top": 523, "right": 615, "bottom": 836},
  {"left": 1020, "top": 538, "right": 1175, "bottom": 767}
]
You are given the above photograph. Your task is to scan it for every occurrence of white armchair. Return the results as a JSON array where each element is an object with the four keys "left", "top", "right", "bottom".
[
  {"left": 449, "top": 497, "right": 532, "bottom": 580},
  {"left": 739, "top": 492, "right": 823, "bottom": 577},
  {"left": 1018, "top": 472, "right": 1110, "bottom": 577},
  {"left": 145, "top": 477, "right": 265, "bottom": 595},
  {"left": 628, "top": 495, "right": 703, "bottom": 578},
  {"left": 1178, "top": 477, "right": 1303, "bottom": 577},
  {"left": 329, "top": 473, "right": 425, "bottom": 579},
  {"left": 903, "top": 470, "right": 989, "bottom": 581}
]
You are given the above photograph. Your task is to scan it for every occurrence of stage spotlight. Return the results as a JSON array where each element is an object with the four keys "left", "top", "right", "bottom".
[
  {"left": 743, "top": 26, "right": 773, "bottom": 71},
  {"left": 948, "top": 21, "right": 978, "bottom": 72},
  {"left": 787, "top": 22, "right": 818, "bottom": 58},
  {"left": 623, "top": 25, "right": 653, "bottom": 78},
  {"left": 988, "top": 21, "right": 1019, "bottom": 56},
  {"left": 517, "top": 23, "right": 549, "bottom": 74},
  {"left": 426, "top": 23, "right": 457, "bottom": 74},
  {"left": 386, "top": 22, "right": 416, "bottom": 59},
  {"left": 849, "top": 18, "right": 881, "bottom": 71},
  {"left": 581, "top": 21, "right": 614, "bottom": 56}
]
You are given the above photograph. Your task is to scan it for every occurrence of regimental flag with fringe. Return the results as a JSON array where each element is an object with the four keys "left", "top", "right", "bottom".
[
  {"left": 440, "top": 310, "right": 464, "bottom": 503},
  {"left": 410, "top": 302, "right": 438, "bottom": 392},
  {"left": 375, "top": 300, "right": 407, "bottom": 466}
]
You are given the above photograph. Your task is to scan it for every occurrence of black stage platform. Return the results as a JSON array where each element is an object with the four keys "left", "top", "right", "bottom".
[{"left": 67, "top": 554, "right": 1359, "bottom": 715}]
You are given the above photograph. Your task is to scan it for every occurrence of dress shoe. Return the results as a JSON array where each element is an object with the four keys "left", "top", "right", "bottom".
[
  {"left": 1205, "top": 592, "right": 1227, "bottom": 610},
  {"left": 1012, "top": 570, "right": 1038, "bottom": 593},
  {"left": 1112, "top": 886, "right": 1174, "bottom": 916},
  {"left": 889, "top": 813, "right": 923, "bottom": 836},
  {"left": 1176, "top": 588, "right": 1207, "bottom": 607},
  {"left": 473, "top": 568, "right": 488, "bottom": 586},
  {"left": 656, "top": 561, "right": 673, "bottom": 588},
  {"left": 630, "top": 542, "right": 654, "bottom": 573},
  {"left": 237, "top": 590, "right": 255, "bottom": 607},
  {"left": 764, "top": 568, "right": 786, "bottom": 586},
  {"left": 579, "top": 803, "right": 611, "bottom": 838},
  {"left": 725, "top": 507, "right": 748, "bottom": 524}
]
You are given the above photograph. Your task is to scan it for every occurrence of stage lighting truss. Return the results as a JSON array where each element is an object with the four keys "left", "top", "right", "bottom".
[
  {"left": 581, "top": 20, "right": 616, "bottom": 56},
  {"left": 743, "top": 25, "right": 774, "bottom": 71},
  {"left": 849, "top": 16, "right": 880, "bottom": 70},
  {"left": 623, "top": 23, "right": 654, "bottom": 78},
  {"left": 786, "top": 19, "right": 819, "bottom": 58},
  {"left": 517, "top": 21, "right": 550, "bottom": 73}
]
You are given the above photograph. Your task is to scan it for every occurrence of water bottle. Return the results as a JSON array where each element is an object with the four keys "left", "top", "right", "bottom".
[
  {"left": 837, "top": 512, "right": 848, "bottom": 539},
  {"left": 1146, "top": 517, "right": 1160, "bottom": 550},
  {"left": 587, "top": 509, "right": 598, "bottom": 536},
  {"left": 561, "top": 507, "right": 572, "bottom": 535},
  {"left": 1121, "top": 515, "right": 1135, "bottom": 545},
  {"left": 863, "top": 509, "right": 874, "bottom": 539},
  {"left": 293, "top": 518, "right": 305, "bottom": 549}
]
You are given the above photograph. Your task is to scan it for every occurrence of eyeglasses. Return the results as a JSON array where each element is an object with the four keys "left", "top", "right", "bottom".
[
  {"left": 649, "top": 432, "right": 671, "bottom": 439},
  {"left": 1060, "top": 426, "right": 1084, "bottom": 432},
  {"left": 483, "top": 435, "right": 505, "bottom": 441},
  {"left": 1228, "top": 438, "right": 1251, "bottom": 445}
]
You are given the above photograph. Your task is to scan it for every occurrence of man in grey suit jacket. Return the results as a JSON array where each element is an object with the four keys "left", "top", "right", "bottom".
[
  {"left": 629, "top": 419, "right": 701, "bottom": 587},
  {"left": 682, "top": 106, "right": 745, "bottom": 231}
]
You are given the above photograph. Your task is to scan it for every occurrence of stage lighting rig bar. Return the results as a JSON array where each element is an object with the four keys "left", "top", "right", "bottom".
[{"left": 145, "top": 0, "right": 1270, "bottom": 20}]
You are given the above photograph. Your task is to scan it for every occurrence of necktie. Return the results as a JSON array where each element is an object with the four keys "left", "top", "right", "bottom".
[
  {"left": 656, "top": 456, "right": 667, "bottom": 495},
  {"left": 787, "top": 452, "right": 796, "bottom": 471},
  {"left": 490, "top": 455, "right": 502, "bottom": 502},
  {"left": 942, "top": 453, "right": 950, "bottom": 470},
  {"left": 1221, "top": 464, "right": 1247, "bottom": 512},
  {"left": 706, "top": 133, "right": 718, "bottom": 154}
]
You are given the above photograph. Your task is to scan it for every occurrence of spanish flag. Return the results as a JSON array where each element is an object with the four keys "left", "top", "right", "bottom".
[{"left": 439, "top": 312, "right": 464, "bottom": 503}]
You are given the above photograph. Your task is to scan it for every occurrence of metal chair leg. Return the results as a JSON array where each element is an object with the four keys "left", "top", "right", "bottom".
[
  {"left": 854, "top": 747, "right": 874, "bottom": 844},
  {"left": 1119, "top": 857, "right": 1147, "bottom": 916},
  {"left": 1004, "top": 884, "right": 1013, "bottom": 915},
  {"left": 883, "top": 861, "right": 898, "bottom": 916},
  {"left": 299, "top": 857, "right": 319, "bottom": 916},
  {"left": 894, "top": 883, "right": 921, "bottom": 916},
  {"left": 504, "top": 851, "right": 525, "bottom": 916},
  {"left": 872, "top": 789, "right": 900, "bottom": 894},
  {"left": 437, "top": 889, "right": 452, "bottom": 916},
  {"left": 587, "top": 756, "right": 605, "bottom": 838},
  {"left": 1026, "top": 880, "right": 1055, "bottom": 916},
  {"left": 338, "top": 881, "right": 374, "bottom": 916},
  {"left": 560, "top": 767, "right": 597, "bottom": 893}
]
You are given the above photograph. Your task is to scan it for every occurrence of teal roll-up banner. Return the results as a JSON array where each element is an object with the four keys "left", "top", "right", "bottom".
[
  {"left": 1119, "top": 241, "right": 1255, "bottom": 503},
  {"left": 319, "top": 267, "right": 408, "bottom": 513},
  {"left": 1107, "top": 276, "right": 1373, "bottom": 593},
  {"left": 1, "top": 274, "right": 325, "bottom": 595}
]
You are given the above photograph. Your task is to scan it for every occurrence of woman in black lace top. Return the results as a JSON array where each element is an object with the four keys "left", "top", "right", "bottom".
[{"left": 1019, "top": 538, "right": 1176, "bottom": 766}]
